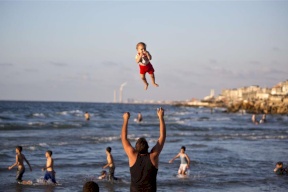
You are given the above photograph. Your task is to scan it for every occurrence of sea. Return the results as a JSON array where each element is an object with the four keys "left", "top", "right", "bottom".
[{"left": 0, "top": 101, "right": 287, "bottom": 192}]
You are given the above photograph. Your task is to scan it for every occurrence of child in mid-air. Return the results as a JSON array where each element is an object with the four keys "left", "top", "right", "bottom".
[
  {"left": 169, "top": 146, "right": 191, "bottom": 175},
  {"left": 42, "top": 150, "right": 57, "bottom": 184},
  {"left": 102, "top": 147, "right": 117, "bottom": 181},
  {"left": 8, "top": 146, "right": 32, "bottom": 183},
  {"left": 135, "top": 42, "right": 159, "bottom": 90}
]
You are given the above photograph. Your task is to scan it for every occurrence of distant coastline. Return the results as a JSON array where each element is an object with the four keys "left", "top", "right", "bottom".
[{"left": 175, "top": 80, "right": 288, "bottom": 115}]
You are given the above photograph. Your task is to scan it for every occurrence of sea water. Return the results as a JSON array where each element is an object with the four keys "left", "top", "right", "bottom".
[{"left": 0, "top": 101, "right": 287, "bottom": 192}]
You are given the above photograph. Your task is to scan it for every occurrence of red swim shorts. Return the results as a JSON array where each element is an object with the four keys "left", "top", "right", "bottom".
[{"left": 139, "top": 63, "right": 155, "bottom": 75}]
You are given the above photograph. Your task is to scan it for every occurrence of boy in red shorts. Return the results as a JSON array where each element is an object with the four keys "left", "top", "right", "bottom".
[{"left": 135, "top": 42, "right": 159, "bottom": 90}]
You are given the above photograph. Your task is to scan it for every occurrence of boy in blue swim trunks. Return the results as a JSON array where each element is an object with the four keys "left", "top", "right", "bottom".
[{"left": 42, "top": 150, "right": 57, "bottom": 184}]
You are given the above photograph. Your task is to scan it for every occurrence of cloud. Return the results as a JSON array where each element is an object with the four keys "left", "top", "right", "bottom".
[
  {"left": 272, "top": 47, "right": 280, "bottom": 52},
  {"left": 102, "top": 61, "right": 118, "bottom": 67},
  {"left": 209, "top": 59, "right": 218, "bottom": 64},
  {"left": 50, "top": 61, "right": 68, "bottom": 67},
  {"left": 249, "top": 60, "right": 262, "bottom": 66},
  {"left": 24, "top": 68, "right": 38, "bottom": 72},
  {"left": 0, "top": 63, "right": 13, "bottom": 67}
]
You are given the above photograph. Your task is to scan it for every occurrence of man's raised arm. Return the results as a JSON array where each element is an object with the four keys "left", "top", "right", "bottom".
[
  {"left": 151, "top": 107, "right": 166, "bottom": 156},
  {"left": 121, "top": 112, "right": 136, "bottom": 165}
]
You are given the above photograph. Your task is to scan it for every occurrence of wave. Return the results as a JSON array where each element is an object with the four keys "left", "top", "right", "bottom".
[
  {"left": 57, "top": 109, "right": 84, "bottom": 117},
  {"left": 32, "top": 113, "right": 46, "bottom": 117}
]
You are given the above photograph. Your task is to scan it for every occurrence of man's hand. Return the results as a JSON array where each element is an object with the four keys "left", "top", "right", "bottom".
[
  {"left": 123, "top": 112, "right": 130, "bottom": 120},
  {"left": 157, "top": 107, "right": 164, "bottom": 119}
]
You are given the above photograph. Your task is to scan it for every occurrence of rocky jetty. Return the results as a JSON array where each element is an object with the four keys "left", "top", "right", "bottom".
[{"left": 225, "top": 99, "right": 288, "bottom": 114}]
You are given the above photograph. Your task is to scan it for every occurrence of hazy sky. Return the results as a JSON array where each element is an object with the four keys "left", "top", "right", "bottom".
[{"left": 0, "top": 0, "right": 287, "bottom": 102}]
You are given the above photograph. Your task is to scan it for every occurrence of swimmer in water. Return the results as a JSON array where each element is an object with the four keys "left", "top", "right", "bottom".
[
  {"left": 251, "top": 114, "right": 259, "bottom": 125},
  {"left": 98, "top": 170, "right": 107, "bottom": 180},
  {"left": 274, "top": 162, "right": 287, "bottom": 175},
  {"left": 259, "top": 114, "right": 266, "bottom": 124},
  {"left": 137, "top": 112, "right": 143, "bottom": 123},
  {"left": 42, "top": 150, "right": 57, "bottom": 184},
  {"left": 169, "top": 146, "right": 191, "bottom": 175},
  {"left": 102, "top": 147, "right": 118, "bottom": 181},
  {"left": 85, "top": 112, "right": 90, "bottom": 121},
  {"left": 8, "top": 146, "right": 32, "bottom": 183}
]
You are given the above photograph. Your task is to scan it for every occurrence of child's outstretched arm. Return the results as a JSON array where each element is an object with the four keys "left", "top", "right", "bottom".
[{"left": 169, "top": 153, "right": 180, "bottom": 163}]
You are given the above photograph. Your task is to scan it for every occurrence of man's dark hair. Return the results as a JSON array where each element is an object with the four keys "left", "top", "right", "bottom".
[
  {"left": 106, "top": 147, "right": 111, "bottom": 153},
  {"left": 46, "top": 150, "right": 53, "bottom": 156},
  {"left": 16, "top": 146, "right": 22, "bottom": 152},
  {"left": 181, "top": 146, "right": 186, "bottom": 151},
  {"left": 83, "top": 181, "right": 99, "bottom": 192},
  {"left": 135, "top": 137, "right": 149, "bottom": 154}
]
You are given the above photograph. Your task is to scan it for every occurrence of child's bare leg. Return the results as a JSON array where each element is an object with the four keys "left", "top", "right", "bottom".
[
  {"left": 149, "top": 73, "right": 159, "bottom": 87},
  {"left": 140, "top": 74, "right": 149, "bottom": 90}
]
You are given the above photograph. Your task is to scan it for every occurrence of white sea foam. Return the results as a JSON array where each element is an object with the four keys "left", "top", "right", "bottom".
[
  {"left": 58, "top": 111, "right": 68, "bottom": 115},
  {"left": 97, "top": 136, "right": 120, "bottom": 142},
  {"left": 39, "top": 143, "right": 49, "bottom": 147},
  {"left": 28, "top": 122, "right": 46, "bottom": 126},
  {"left": 28, "top": 146, "right": 36, "bottom": 151},
  {"left": 33, "top": 113, "right": 45, "bottom": 117},
  {"left": 57, "top": 142, "right": 68, "bottom": 146}
]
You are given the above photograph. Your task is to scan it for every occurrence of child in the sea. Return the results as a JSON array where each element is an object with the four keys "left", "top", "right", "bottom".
[
  {"left": 8, "top": 146, "right": 32, "bottom": 183},
  {"left": 169, "top": 146, "right": 191, "bottom": 175},
  {"left": 42, "top": 150, "right": 57, "bottom": 184},
  {"left": 102, "top": 147, "right": 118, "bottom": 181},
  {"left": 274, "top": 162, "right": 287, "bottom": 175},
  {"left": 98, "top": 170, "right": 107, "bottom": 180},
  {"left": 135, "top": 42, "right": 159, "bottom": 90}
]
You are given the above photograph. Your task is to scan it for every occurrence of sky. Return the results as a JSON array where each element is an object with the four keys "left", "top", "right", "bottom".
[{"left": 0, "top": 0, "right": 287, "bottom": 103}]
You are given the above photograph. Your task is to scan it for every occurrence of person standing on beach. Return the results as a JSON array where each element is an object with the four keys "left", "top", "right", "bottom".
[
  {"left": 169, "top": 146, "right": 191, "bottom": 175},
  {"left": 121, "top": 108, "right": 166, "bottom": 192},
  {"left": 42, "top": 150, "right": 57, "bottom": 184},
  {"left": 8, "top": 146, "right": 32, "bottom": 183},
  {"left": 135, "top": 42, "right": 159, "bottom": 90},
  {"left": 102, "top": 147, "right": 118, "bottom": 181}
]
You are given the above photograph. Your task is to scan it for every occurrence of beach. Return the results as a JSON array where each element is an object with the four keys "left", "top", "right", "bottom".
[{"left": 0, "top": 101, "right": 287, "bottom": 192}]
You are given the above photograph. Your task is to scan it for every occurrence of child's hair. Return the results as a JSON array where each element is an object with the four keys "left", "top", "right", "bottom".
[
  {"left": 181, "top": 146, "right": 186, "bottom": 151},
  {"left": 276, "top": 162, "right": 283, "bottom": 166},
  {"left": 106, "top": 147, "right": 111, "bottom": 153},
  {"left": 136, "top": 42, "right": 146, "bottom": 49},
  {"left": 16, "top": 146, "right": 22, "bottom": 152},
  {"left": 46, "top": 150, "right": 53, "bottom": 156},
  {"left": 83, "top": 181, "right": 99, "bottom": 192}
]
